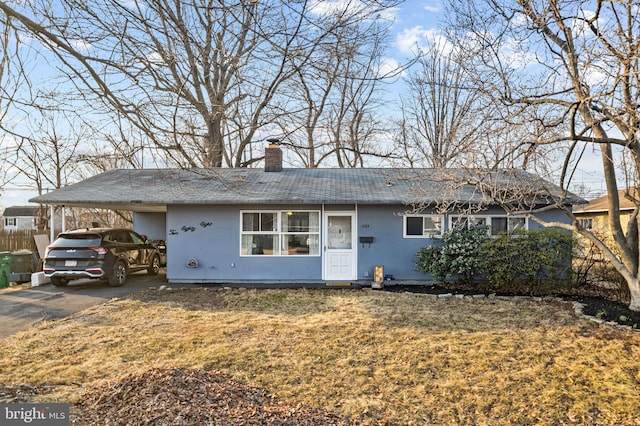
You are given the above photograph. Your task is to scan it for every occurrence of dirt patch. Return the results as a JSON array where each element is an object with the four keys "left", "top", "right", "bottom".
[
  {"left": 72, "top": 367, "right": 357, "bottom": 426},
  {"left": 128, "top": 287, "right": 229, "bottom": 310}
]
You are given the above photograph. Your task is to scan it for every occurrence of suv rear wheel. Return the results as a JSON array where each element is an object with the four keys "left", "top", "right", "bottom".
[
  {"left": 51, "top": 277, "right": 69, "bottom": 287},
  {"left": 147, "top": 255, "right": 160, "bottom": 276},
  {"left": 108, "top": 260, "right": 127, "bottom": 287}
]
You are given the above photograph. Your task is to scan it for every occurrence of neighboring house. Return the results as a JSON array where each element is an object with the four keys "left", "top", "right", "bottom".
[
  {"left": 572, "top": 189, "right": 637, "bottom": 235},
  {"left": 30, "top": 145, "right": 580, "bottom": 284},
  {"left": 1, "top": 206, "right": 40, "bottom": 231}
]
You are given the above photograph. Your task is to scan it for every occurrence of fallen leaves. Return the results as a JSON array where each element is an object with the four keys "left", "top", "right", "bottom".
[{"left": 73, "top": 367, "right": 357, "bottom": 425}]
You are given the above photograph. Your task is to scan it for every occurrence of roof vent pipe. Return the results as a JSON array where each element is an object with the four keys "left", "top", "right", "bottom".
[{"left": 265, "top": 138, "right": 282, "bottom": 172}]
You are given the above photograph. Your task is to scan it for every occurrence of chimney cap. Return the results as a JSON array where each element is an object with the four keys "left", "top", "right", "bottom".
[{"left": 266, "top": 137, "right": 280, "bottom": 145}]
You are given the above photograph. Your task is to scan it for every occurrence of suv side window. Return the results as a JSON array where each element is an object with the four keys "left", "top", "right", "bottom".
[
  {"left": 108, "top": 230, "right": 131, "bottom": 244},
  {"left": 118, "top": 231, "right": 133, "bottom": 244},
  {"left": 129, "top": 232, "right": 144, "bottom": 244}
]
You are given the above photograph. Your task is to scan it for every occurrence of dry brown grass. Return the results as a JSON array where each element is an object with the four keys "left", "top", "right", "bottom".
[{"left": 1, "top": 288, "right": 640, "bottom": 425}]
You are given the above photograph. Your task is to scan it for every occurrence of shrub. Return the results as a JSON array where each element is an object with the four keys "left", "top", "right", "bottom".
[
  {"left": 416, "top": 227, "right": 575, "bottom": 294},
  {"left": 415, "top": 225, "right": 489, "bottom": 284},
  {"left": 572, "top": 232, "right": 630, "bottom": 304},
  {"left": 479, "top": 228, "right": 574, "bottom": 293},
  {"left": 415, "top": 243, "right": 447, "bottom": 282}
]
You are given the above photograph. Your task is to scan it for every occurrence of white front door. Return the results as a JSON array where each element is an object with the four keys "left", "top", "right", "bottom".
[{"left": 323, "top": 212, "right": 356, "bottom": 280}]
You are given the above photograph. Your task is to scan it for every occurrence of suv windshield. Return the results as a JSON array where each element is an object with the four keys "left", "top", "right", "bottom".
[{"left": 54, "top": 235, "right": 102, "bottom": 247}]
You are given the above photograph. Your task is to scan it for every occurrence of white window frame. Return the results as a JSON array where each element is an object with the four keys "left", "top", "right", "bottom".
[
  {"left": 4, "top": 217, "right": 16, "bottom": 227},
  {"left": 403, "top": 214, "right": 444, "bottom": 238},
  {"left": 578, "top": 218, "right": 593, "bottom": 230},
  {"left": 240, "top": 210, "right": 321, "bottom": 257},
  {"left": 449, "top": 215, "right": 528, "bottom": 236}
]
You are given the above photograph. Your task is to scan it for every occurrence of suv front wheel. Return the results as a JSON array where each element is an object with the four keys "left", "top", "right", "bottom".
[{"left": 108, "top": 260, "right": 127, "bottom": 287}]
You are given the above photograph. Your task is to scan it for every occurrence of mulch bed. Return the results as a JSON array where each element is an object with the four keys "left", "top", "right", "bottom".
[
  {"left": 575, "top": 296, "right": 640, "bottom": 328},
  {"left": 71, "top": 367, "right": 358, "bottom": 425},
  {"left": 385, "top": 283, "right": 639, "bottom": 329}
]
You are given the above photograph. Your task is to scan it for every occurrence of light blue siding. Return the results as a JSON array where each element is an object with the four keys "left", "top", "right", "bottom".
[
  {"left": 166, "top": 204, "right": 322, "bottom": 283},
  {"left": 356, "top": 204, "right": 428, "bottom": 280},
  {"left": 133, "top": 212, "right": 166, "bottom": 241},
  {"left": 134, "top": 203, "right": 572, "bottom": 284}
]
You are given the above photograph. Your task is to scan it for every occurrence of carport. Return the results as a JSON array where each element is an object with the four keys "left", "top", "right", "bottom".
[{"left": 31, "top": 190, "right": 169, "bottom": 283}]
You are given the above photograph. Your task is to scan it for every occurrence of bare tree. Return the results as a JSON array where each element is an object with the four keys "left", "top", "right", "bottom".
[
  {"left": 392, "top": 34, "right": 562, "bottom": 175},
  {"left": 0, "top": 11, "right": 26, "bottom": 197},
  {"left": 394, "top": 40, "right": 483, "bottom": 168},
  {"left": 281, "top": 14, "right": 391, "bottom": 168},
  {"left": 0, "top": 0, "right": 402, "bottom": 170},
  {"left": 445, "top": 0, "right": 640, "bottom": 310}
]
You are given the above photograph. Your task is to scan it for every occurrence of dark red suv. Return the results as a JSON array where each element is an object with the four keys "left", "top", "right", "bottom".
[{"left": 44, "top": 228, "right": 161, "bottom": 287}]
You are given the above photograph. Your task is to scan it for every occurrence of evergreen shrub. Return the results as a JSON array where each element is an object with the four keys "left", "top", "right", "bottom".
[{"left": 416, "top": 227, "right": 574, "bottom": 294}]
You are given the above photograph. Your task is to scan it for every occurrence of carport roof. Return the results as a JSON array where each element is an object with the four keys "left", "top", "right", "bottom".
[{"left": 29, "top": 168, "right": 581, "bottom": 213}]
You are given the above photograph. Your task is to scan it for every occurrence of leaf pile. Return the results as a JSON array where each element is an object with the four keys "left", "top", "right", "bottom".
[{"left": 72, "top": 367, "right": 358, "bottom": 425}]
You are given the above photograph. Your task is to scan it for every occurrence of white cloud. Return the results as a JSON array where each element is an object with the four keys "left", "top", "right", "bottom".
[
  {"left": 70, "top": 39, "right": 92, "bottom": 52},
  {"left": 0, "top": 134, "right": 19, "bottom": 149},
  {"left": 309, "top": 0, "right": 398, "bottom": 21},
  {"left": 309, "top": 0, "right": 364, "bottom": 16},
  {"left": 571, "top": 9, "right": 599, "bottom": 36},
  {"left": 118, "top": 0, "right": 140, "bottom": 10},
  {"left": 396, "top": 26, "right": 433, "bottom": 54},
  {"left": 377, "top": 57, "right": 405, "bottom": 78},
  {"left": 498, "top": 37, "right": 537, "bottom": 70},
  {"left": 145, "top": 52, "right": 164, "bottom": 67},
  {"left": 395, "top": 26, "right": 452, "bottom": 56},
  {"left": 423, "top": 3, "right": 441, "bottom": 13},
  {"left": 378, "top": 6, "right": 400, "bottom": 22}
]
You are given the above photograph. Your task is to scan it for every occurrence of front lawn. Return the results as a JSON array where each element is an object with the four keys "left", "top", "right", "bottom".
[{"left": 1, "top": 288, "right": 639, "bottom": 425}]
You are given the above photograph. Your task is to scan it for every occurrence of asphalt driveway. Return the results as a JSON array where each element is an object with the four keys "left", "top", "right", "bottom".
[{"left": 0, "top": 270, "right": 184, "bottom": 339}]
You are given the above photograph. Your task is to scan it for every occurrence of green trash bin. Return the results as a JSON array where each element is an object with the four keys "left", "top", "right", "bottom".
[{"left": 0, "top": 252, "right": 11, "bottom": 289}]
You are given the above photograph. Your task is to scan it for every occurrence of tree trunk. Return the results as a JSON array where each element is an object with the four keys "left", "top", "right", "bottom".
[
  {"left": 628, "top": 277, "right": 640, "bottom": 311},
  {"left": 205, "top": 118, "right": 224, "bottom": 168}
]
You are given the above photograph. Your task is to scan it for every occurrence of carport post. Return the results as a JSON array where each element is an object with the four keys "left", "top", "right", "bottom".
[{"left": 50, "top": 205, "right": 55, "bottom": 242}]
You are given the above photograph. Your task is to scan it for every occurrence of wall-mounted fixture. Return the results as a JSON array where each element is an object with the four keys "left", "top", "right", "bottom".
[
  {"left": 186, "top": 258, "right": 199, "bottom": 268},
  {"left": 359, "top": 236, "right": 374, "bottom": 247}
]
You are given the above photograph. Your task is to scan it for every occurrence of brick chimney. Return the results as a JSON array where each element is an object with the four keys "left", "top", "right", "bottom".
[{"left": 264, "top": 143, "right": 282, "bottom": 172}]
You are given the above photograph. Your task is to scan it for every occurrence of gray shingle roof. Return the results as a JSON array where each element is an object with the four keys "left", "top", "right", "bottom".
[
  {"left": 29, "top": 168, "right": 581, "bottom": 212},
  {"left": 2, "top": 206, "right": 40, "bottom": 217}
]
